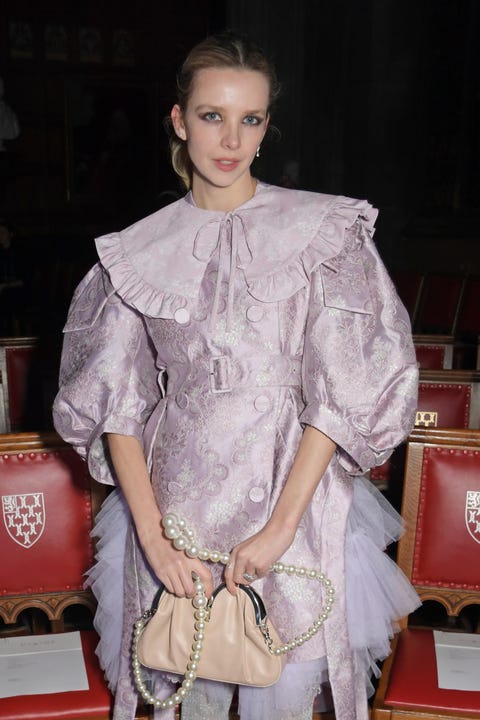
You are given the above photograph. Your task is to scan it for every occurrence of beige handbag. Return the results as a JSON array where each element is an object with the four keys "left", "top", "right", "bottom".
[{"left": 132, "top": 513, "right": 335, "bottom": 711}]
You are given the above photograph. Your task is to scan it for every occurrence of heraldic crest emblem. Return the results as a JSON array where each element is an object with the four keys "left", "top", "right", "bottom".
[
  {"left": 2, "top": 493, "right": 46, "bottom": 549},
  {"left": 465, "top": 490, "right": 480, "bottom": 545}
]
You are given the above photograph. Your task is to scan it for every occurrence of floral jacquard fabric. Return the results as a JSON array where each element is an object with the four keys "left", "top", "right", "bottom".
[{"left": 53, "top": 182, "right": 419, "bottom": 720}]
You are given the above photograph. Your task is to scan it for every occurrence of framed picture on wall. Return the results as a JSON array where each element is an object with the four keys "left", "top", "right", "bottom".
[
  {"left": 45, "top": 24, "right": 68, "bottom": 61},
  {"left": 65, "top": 78, "right": 159, "bottom": 223},
  {"left": 78, "top": 26, "right": 103, "bottom": 64},
  {"left": 8, "top": 21, "right": 34, "bottom": 59}
]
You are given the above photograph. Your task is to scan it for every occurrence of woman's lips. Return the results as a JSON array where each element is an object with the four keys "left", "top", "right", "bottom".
[{"left": 213, "top": 159, "right": 240, "bottom": 172}]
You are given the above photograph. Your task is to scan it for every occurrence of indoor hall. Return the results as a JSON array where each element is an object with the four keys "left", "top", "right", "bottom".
[{"left": 1, "top": 1, "right": 479, "bottom": 719}]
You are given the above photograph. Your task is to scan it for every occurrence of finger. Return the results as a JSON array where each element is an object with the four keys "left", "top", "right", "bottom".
[
  {"left": 224, "top": 560, "right": 237, "bottom": 596},
  {"left": 239, "top": 568, "right": 258, "bottom": 584}
]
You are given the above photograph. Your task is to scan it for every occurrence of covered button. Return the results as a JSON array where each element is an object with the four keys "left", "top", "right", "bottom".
[
  {"left": 246, "top": 305, "right": 264, "bottom": 322},
  {"left": 254, "top": 394, "right": 271, "bottom": 413},
  {"left": 249, "top": 486, "right": 265, "bottom": 503},
  {"left": 174, "top": 308, "right": 190, "bottom": 324}
]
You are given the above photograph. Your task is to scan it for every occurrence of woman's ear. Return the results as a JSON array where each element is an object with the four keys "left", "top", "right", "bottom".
[{"left": 171, "top": 104, "right": 187, "bottom": 140}]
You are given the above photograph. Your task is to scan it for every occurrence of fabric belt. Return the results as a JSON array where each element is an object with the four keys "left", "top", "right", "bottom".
[{"left": 165, "top": 354, "right": 302, "bottom": 396}]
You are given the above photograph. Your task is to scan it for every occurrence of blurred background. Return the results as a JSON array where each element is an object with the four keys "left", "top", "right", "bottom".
[{"left": 0, "top": 0, "right": 479, "bottom": 428}]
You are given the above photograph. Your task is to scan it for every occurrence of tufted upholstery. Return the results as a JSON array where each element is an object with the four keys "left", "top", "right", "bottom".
[{"left": 373, "top": 427, "right": 480, "bottom": 719}]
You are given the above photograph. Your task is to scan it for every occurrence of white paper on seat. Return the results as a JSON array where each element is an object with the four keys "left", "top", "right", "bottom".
[
  {"left": 0, "top": 631, "right": 89, "bottom": 698},
  {"left": 434, "top": 630, "right": 480, "bottom": 691}
]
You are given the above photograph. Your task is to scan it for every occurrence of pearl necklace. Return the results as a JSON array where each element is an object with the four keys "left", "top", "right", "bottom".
[{"left": 132, "top": 512, "right": 335, "bottom": 710}]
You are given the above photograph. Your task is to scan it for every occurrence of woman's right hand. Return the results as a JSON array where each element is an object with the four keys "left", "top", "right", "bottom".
[
  {"left": 106, "top": 435, "right": 214, "bottom": 599},
  {"left": 138, "top": 521, "right": 214, "bottom": 598}
]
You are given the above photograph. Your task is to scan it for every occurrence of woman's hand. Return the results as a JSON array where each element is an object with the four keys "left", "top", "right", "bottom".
[
  {"left": 106, "top": 434, "right": 214, "bottom": 598},
  {"left": 224, "top": 520, "right": 296, "bottom": 595},
  {"left": 139, "top": 521, "right": 214, "bottom": 598}
]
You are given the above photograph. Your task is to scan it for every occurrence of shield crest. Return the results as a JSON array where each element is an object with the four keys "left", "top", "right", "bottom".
[
  {"left": 465, "top": 490, "right": 480, "bottom": 545},
  {"left": 2, "top": 493, "right": 46, "bottom": 549}
]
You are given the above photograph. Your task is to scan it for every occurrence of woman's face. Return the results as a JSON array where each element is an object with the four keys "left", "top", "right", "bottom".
[{"left": 171, "top": 67, "right": 269, "bottom": 207}]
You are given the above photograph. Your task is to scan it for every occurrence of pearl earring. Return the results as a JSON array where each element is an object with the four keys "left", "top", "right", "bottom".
[{"left": 256, "top": 146, "right": 261, "bottom": 158}]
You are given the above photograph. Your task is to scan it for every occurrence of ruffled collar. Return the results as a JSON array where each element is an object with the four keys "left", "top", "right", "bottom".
[{"left": 95, "top": 182, "right": 377, "bottom": 319}]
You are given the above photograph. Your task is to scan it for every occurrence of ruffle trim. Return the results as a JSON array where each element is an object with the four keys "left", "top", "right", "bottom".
[
  {"left": 245, "top": 197, "right": 378, "bottom": 304},
  {"left": 96, "top": 231, "right": 189, "bottom": 320},
  {"left": 94, "top": 191, "right": 378, "bottom": 317}
]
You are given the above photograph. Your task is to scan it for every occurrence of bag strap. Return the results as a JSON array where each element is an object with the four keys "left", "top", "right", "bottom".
[{"left": 132, "top": 513, "right": 335, "bottom": 709}]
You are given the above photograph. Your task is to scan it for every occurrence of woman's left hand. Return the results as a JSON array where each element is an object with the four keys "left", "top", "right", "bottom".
[{"left": 224, "top": 520, "right": 297, "bottom": 595}]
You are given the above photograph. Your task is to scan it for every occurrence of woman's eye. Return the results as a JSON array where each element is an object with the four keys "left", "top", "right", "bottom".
[
  {"left": 243, "top": 115, "right": 261, "bottom": 126},
  {"left": 202, "top": 112, "right": 221, "bottom": 122}
]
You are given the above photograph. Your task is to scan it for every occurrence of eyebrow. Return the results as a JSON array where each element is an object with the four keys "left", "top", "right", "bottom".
[{"left": 194, "top": 104, "right": 266, "bottom": 115}]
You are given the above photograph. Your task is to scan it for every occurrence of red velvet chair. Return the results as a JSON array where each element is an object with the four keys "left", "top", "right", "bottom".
[
  {"left": 413, "top": 335, "right": 455, "bottom": 370},
  {"left": 0, "top": 338, "right": 43, "bottom": 433},
  {"left": 373, "top": 427, "right": 480, "bottom": 719},
  {"left": 416, "top": 369, "right": 480, "bottom": 429},
  {"left": 0, "top": 432, "right": 112, "bottom": 720}
]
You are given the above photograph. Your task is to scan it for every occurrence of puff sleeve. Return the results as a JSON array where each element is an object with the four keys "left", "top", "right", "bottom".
[
  {"left": 52, "top": 264, "right": 162, "bottom": 485},
  {"left": 299, "top": 220, "right": 418, "bottom": 474}
]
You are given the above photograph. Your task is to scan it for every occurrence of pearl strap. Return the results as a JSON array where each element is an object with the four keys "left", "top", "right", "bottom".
[{"left": 132, "top": 512, "right": 335, "bottom": 709}]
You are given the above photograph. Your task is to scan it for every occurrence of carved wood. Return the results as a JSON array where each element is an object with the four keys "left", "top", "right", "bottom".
[
  {"left": 419, "top": 369, "right": 480, "bottom": 383},
  {"left": 0, "top": 590, "right": 96, "bottom": 625}
]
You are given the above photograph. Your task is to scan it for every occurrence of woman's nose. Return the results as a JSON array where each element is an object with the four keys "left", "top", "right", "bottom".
[{"left": 221, "top": 123, "right": 240, "bottom": 150}]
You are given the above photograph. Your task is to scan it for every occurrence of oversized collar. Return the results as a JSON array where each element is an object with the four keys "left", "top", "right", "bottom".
[{"left": 95, "top": 182, "right": 377, "bottom": 319}]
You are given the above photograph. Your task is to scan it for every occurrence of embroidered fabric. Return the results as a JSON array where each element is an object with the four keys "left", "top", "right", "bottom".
[{"left": 54, "top": 183, "right": 420, "bottom": 720}]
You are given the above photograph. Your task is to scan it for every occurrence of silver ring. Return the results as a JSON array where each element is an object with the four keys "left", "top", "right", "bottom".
[{"left": 242, "top": 572, "right": 257, "bottom": 583}]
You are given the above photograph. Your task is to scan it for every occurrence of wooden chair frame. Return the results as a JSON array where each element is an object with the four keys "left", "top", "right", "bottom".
[{"left": 373, "top": 427, "right": 480, "bottom": 720}]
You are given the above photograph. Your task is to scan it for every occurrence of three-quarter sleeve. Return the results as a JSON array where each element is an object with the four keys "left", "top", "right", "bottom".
[
  {"left": 299, "top": 220, "right": 418, "bottom": 474},
  {"left": 53, "top": 264, "right": 162, "bottom": 485}
]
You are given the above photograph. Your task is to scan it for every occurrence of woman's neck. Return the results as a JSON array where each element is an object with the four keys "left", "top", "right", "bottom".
[{"left": 191, "top": 175, "right": 257, "bottom": 213}]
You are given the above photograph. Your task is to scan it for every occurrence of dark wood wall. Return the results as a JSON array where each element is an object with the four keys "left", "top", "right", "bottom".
[
  {"left": 1, "top": 0, "right": 479, "bottom": 338},
  {"left": 0, "top": 0, "right": 223, "bottom": 334},
  {"left": 227, "top": 0, "right": 480, "bottom": 273}
]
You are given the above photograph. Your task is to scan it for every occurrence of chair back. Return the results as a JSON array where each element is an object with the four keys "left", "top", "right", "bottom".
[
  {"left": 398, "top": 427, "right": 480, "bottom": 621},
  {"left": 414, "top": 274, "right": 465, "bottom": 334},
  {"left": 416, "top": 370, "right": 480, "bottom": 429},
  {"left": 456, "top": 275, "right": 480, "bottom": 336},
  {"left": 0, "top": 338, "right": 43, "bottom": 433},
  {"left": 0, "top": 432, "right": 104, "bottom": 626},
  {"left": 413, "top": 335, "right": 454, "bottom": 370},
  {"left": 391, "top": 270, "right": 425, "bottom": 326}
]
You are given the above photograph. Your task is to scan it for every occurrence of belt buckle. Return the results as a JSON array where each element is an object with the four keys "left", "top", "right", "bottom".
[{"left": 209, "top": 356, "right": 232, "bottom": 393}]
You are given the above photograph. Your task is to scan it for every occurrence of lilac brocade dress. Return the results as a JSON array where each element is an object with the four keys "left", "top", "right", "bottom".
[{"left": 53, "top": 182, "right": 420, "bottom": 720}]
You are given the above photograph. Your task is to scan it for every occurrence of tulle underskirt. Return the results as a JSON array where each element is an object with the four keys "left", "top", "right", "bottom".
[{"left": 86, "top": 476, "right": 420, "bottom": 715}]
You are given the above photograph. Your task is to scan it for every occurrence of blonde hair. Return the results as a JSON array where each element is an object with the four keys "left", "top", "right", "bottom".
[{"left": 166, "top": 31, "right": 280, "bottom": 189}]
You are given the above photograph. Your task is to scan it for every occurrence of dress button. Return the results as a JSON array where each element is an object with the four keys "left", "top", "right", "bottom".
[
  {"left": 249, "top": 486, "right": 265, "bottom": 503},
  {"left": 254, "top": 394, "right": 271, "bottom": 413},
  {"left": 175, "top": 392, "right": 189, "bottom": 409},
  {"left": 246, "top": 305, "right": 264, "bottom": 322},
  {"left": 174, "top": 308, "right": 190, "bottom": 324}
]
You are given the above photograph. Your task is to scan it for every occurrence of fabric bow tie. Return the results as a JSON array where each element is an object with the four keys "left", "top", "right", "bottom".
[{"left": 193, "top": 214, "right": 253, "bottom": 332}]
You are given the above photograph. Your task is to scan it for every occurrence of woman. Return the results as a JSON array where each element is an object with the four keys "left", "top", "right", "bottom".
[{"left": 53, "top": 31, "right": 420, "bottom": 720}]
